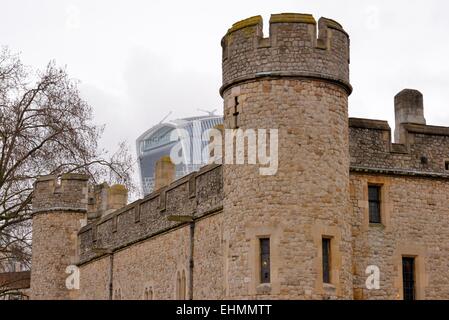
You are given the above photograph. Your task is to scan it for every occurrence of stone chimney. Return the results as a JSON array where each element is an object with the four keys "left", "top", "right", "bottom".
[
  {"left": 394, "top": 89, "right": 426, "bottom": 143},
  {"left": 108, "top": 184, "right": 128, "bottom": 211},
  {"left": 154, "top": 156, "right": 175, "bottom": 190},
  {"left": 87, "top": 183, "right": 128, "bottom": 220}
]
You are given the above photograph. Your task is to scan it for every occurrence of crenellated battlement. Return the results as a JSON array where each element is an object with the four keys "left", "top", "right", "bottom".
[
  {"left": 220, "top": 13, "right": 351, "bottom": 96},
  {"left": 32, "top": 173, "right": 89, "bottom": 215},
  {"left": 349, "top": 118, "right": 449, "bottom": 176},
  {"left": 77, "top": 164, "right": 223, "bottom": 265}
]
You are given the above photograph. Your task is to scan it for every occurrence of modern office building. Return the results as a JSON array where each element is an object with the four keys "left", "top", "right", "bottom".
[{"left": 136, "top": 114, "right": 223, "bottom": 195}]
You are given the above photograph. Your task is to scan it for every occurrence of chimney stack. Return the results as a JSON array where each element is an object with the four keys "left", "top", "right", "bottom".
[
  {"left": 108, "top": 184, "right": 128, "bottom": 211},
  {"left": 394, "top": 89, "right": 426, "bottom": 143},
  {"left": 87, "top": 183, "right": 128, "bottom": 220},
  {"left": 154, "top": 156, "right": 175, "bottom": 190}
]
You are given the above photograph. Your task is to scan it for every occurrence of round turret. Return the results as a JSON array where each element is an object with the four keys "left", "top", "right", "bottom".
[
  {"left": 30, "top": 174, "right": 88, "bottom": 300},
  {"left": 221, "top": 13, "right": 353, "bottom": 299}
]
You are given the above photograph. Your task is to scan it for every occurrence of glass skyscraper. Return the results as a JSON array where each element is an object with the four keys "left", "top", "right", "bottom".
[{"left": 136, "top": 115, "right": 223, "bottom": 195}]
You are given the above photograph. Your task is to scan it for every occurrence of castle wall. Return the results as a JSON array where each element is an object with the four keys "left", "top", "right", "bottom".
[
  {"left": 350, "top": 173, "right": 449, "bottom": 300},
  {"left": 349, "top": 119, "right": 449, "bottom": 300},
  {"left": 112, "top": 224, "right": 191, "bottom": 300},
  {"left": 350, "top": 118, "right": 449, "bottom": 175},
  {"left": 78, "top": 256, "right": 110, "bottom": 300},
  {"left": 29, "top": 12, "right": 449, "bottom": 301},
  {"left": 76, "top": 164, "right": 224, "bottom": 300},
  {"left": 78, "top": 164, "right": 222, "bottom": 265},
  {"left": 78, "top": 212, "right": 224, "bottom": 300},
  {"left": 192, "top": 213, "right": 224, "bottom": 299},
  {"left": 75, "top": 118, "right": 449, "bottom": 300}
]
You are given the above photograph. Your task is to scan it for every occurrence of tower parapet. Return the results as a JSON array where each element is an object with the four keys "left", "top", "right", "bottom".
[
  {"left": 220, "top": 13, "right": 351, "bottom": 96},
  {"left": 32, "top": 174, "right": 89, "bottom": 215}
]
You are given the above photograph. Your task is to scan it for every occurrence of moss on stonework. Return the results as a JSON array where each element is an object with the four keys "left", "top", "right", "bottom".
[
  {"left": 160, "top": 156, "right": 173, "bottom": 163},
  {"left": 110, "top": 184, "right": 127, "bottom": 192},
  {"left": 270, "top": 13, "right": 316, "bottom": 25},
  {"left": 226, "top": 15, "right": 262, "bottom": 35}
]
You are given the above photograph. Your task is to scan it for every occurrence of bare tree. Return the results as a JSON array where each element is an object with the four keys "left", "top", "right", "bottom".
[{"left": 0, "top": 47, "right": 135, "bottom": 296}]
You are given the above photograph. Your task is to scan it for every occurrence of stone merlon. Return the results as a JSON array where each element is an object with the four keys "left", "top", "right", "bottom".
[
  {"left": 32, "top": 173, "right": 89, "bottom": 215},
  {"left": 220, "top": 13, "right": 351, "bottom": 96}
]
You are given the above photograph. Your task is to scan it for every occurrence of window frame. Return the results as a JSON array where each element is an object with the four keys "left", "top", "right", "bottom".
[
  {"left": 322, "top": 237, "right": 332, "bottom": 284},
  {"left": 402, "top": 256, "right": 416, "bottom": 301},
  {"left": 368, "top": 184, "right": 382, "bottom": 224},
  {"left": 259, "top": 237, "right": 271, "bottom": 284}
]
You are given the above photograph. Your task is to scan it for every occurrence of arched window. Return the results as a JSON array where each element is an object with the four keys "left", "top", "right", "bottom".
[
  {"left": 143, "top": 286, "right": 154, "bottom": 300},
  {"left": 114, "top": 288, "right": 122, "bottom": 300},
  {"left": 181, "top": 270, "right": 186, "bottom": 300},
  {"left": 176, "top": 271, "right": 181, "bottom": 299},
  {"left": 175, "top": 269, "right": 187, "bottom": 300}
]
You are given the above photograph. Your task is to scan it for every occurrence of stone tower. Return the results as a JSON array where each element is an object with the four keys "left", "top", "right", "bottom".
[
  {"left": 221, "top": 13, "right": 353, "bottom": 299},
  {"left": 30, "top": 174, "right": 88, "bottom": 300}
]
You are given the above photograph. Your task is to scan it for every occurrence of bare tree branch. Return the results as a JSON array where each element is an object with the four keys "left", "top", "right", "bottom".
[{"left": 0, "top": 46, "right": 135, "bottom": 295}]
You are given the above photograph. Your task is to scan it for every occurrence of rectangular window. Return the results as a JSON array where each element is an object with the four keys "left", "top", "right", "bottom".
[
  {"left": 368, "top": 185, "right": 382, "bottom": 224},
  {"left": 322, "top": 238, "right": 331, "bottom": 284},
  {"left": 445, "top": 161, "right": 449, "bottom": 171},
  {"left": 260, "top": 238, "right": 270, "bottom": 284},
  {"left": 402, "top": 257, "right": 416, "bottom": 301}
]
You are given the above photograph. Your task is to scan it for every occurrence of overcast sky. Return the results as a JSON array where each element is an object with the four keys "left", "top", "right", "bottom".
[{"left": 1, "top": 0, "right": 449, "bottom": 155}]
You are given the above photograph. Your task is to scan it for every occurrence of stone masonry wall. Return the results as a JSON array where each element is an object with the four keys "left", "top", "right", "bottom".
[
  {"left": 78, "top": 256, "right": 110, "bottom": 300},
  {"left": 350, "top": 173, "right": 449, "bottom": 300},
  {"left": 78, "top": 212, "right": 224, "bottom": 300},
  {"left": 31, "top": 211, "right": 85, "bottom": 300},
  {"left": 222, "top": 79, "right": 353, "bottom": 299},
  {"left": 74, "top": 116, "right": 449, "bottom": 300},
  {"left": 32, "top": 12, "right": 449, "bottom": 301},
  {"left": 111, "top": 224, "right": 191, "bottom": 300},
  {"left": 350, "top": 118, "right": 449, "bottom": 176},
  {"left": 78, "top": 164, "right": 222, "bottom": 265},
  {"left": 192, "top": 213, "right": 224, "bottom": 299},
  {"left": 30, "top": 174, "right": 88, "bottom": 300}
]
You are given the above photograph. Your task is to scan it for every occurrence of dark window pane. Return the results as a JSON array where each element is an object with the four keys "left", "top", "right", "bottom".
[
  {"left": 368, "top": 186, "right": 381, "bottom": 224},
  {"left": 369, "top": 202, "right": 381, "bottom": 223},
  {"left": 402, "top": 257, "right": 416, "bottom": 301},
  {"left": 260, "top": 238, "right": 270, "bottom": 284},
  {"left": 322, "top": 238, "right": 331, "bottom": 284},
  {"left": 368, "top": 186, "right": 380, "bottom": 201}
]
